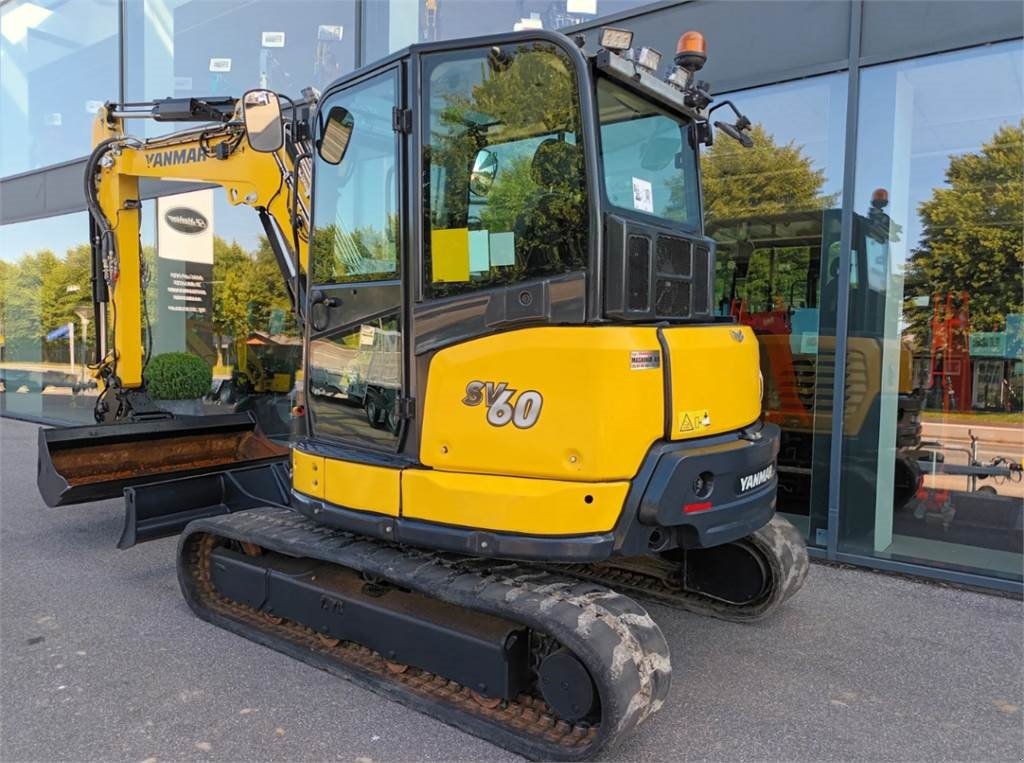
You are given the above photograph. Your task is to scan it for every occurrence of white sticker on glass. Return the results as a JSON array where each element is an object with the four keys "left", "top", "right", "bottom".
[
  {"left": 489, "top": 232, "right": 516, "bottom": 267},
  {"left": 567, "top": 0, "right": 598, "bottom": 14},
  {"left": 209, "top": 58, "right": 232, "bottom": 73},
  {"left": 469, "top": 230, "right": 490, "bottom": 273},
  {"left": 513, "top": 17, "right": 543, "bottom": 31},
  {"left": 318, "top": 25, "right": 344, "bottom": 41},
  {"left": 632, "top": 177, "right": 654, "bottom": 213},
  {"left": 261, "top": 32, "right": 286, "bottom": 48}
]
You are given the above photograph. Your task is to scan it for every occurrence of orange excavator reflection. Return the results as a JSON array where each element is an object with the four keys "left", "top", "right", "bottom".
[{"left": 710, "top": 202, "right": 923, "bottom": 533}]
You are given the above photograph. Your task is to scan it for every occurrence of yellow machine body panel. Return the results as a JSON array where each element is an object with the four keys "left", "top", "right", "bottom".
[
  {"left": 292, "top": 449, "right": 325, "bottom": 499},
  {"left": 294, "top": 324, "right": 768, "bottom": 537},
  {"left": 419, "top": 327, "right": 665, "bottom": 482},
  {"left": 662, "top": 325, "right": 762, "bottom": 440},
  {"left": 293, "top": 449, "right": 401, "bottom": 516},
  {"left": 324, "top": 458, "right": 401, "bottom": 517},
  {"left": 402, "top": 470, "right": 627, "bottom": 535}
]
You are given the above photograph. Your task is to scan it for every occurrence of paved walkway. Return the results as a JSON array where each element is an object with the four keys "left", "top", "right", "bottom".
[{"left": 1, "top": 417, "right": 1021, "bottom": 762}]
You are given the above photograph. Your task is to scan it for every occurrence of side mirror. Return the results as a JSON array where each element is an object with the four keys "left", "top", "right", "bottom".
[
  {"left": 319, "top": 106, "right": 355, "bottom": 165},
  {"left": 714, "top": 120, "right": 753, "bottom": 148},
  {"left": 242, "top": 89, "right": 284, "bottom": 153},
  {"left": 469, "top": 149, "right": 498, "bottom": 197}
]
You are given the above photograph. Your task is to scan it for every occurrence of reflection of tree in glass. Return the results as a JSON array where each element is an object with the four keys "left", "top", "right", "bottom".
[
  {"left": 0, "top": 234, "right": 306, "bottom": 367},
  {"left": 904, "top": 121, "right": 1023, "bottom": 340},
  {"left": 479, "top": 154, "right": 535, "bottom": 234},
  {"left": 432, "top": 47, "right": 576, "bottom": 223},
  {"left": 211, "top": 236, "right": 296, "bottom": 364},
  {"left": 428, "top": 45, "right": 584, "bottom": 285},
  {"left": 0, "top": 244, "right": 96, "bottom": 360},
  {"left": 689, "top": 123, "right": 837, "bottom": 222},
  {"left": 740, "top": 248, "right": 814, "bottom": 315},
  {"left": 328, "top": 218, "right": 399, "bottom": 283}
]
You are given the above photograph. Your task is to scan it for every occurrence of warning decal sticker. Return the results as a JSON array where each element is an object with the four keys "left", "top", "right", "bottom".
[{"left": 679, "top": 410, "right": 711, "bottom": 433}]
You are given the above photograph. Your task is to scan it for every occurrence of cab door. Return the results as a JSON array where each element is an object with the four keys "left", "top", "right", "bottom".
[{"left": 306, "top": 65, "right": 406, "bottom": 454}]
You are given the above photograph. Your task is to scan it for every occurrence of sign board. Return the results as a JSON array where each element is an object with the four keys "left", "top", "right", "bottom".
[
  {"left": 46, "top": 325, "right": 71, "bottom": 341},
  {"left": 969, "top": 331, "right": 1007, "bottom": 358},
  {"left": 155, "top": 190, "right": 216, "bottom": 359}
]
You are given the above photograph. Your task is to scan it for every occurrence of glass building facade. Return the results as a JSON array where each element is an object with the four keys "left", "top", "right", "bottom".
[{"left": 1, "top": 0, "right": 1021, "bottom": 591}]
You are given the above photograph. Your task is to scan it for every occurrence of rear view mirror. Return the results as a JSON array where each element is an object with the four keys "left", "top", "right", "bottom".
[
  {"left": 714, "top": 120, "right": 754, "bottom": 148},
  {"left": 319, "top": 106, "right": 355, "bottom": 165},
  {"left": 242, "top": 89, "right": 284, "bottom": 153},
  {"left": 469, "top": 149, "right": 498, "bottom": 197}
]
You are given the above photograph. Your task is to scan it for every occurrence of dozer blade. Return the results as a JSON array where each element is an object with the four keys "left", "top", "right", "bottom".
[
  {"left": 38, "top": 412, "right": 288, "bottom": 508},
  {"left": 118, "top": 459, "right": 291, "bottom": 549}
]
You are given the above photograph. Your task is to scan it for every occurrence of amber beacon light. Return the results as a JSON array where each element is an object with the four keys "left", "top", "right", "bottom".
[{"left": 675, "top": 30, "right": 707, "bottom": 71}]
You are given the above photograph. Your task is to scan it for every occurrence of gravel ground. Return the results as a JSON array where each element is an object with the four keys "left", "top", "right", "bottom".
[{"left": 1, "top": 416, "right": 1021, "bottom": 762}]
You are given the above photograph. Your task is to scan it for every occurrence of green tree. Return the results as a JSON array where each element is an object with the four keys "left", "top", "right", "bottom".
[
  {"left": 698, "top": 123, "right": 837, "bottom": 222},
  {"left": 904, "top": 121, "right": 1024, "bottom": 336},
  {"left": 2, "top": 250, "right": 55, "bottom": 359},
  {"left": 430, "top": 44, "right": 579, "bottom": 233},
  {"left": 0, "top": 243, "right": 97, "bottom": 362},
  {"left": 479, "top": 153, "right": 537, "bottom": 233},
  {"left": 0, "top": 260, "right": 10, "bottom": 358},
  {"left": 312, "top": 218, "right": 400, "bottom": 284},
  {"left": 209, "top": 236, "right": 294, "bottom": 360}
]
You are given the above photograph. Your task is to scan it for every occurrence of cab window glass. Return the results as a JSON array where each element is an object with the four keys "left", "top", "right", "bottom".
[
  {"left": 313, "top": 72, "right": 399, "bottom": 284},
  {"left": 597, "top": 77, "right": 699, "bottom": 229},
  {"left": 422, "top": 42, "right": 587, "bottom": 297}
]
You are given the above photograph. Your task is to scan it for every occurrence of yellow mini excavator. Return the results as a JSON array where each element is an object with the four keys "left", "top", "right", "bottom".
[{"left": 37, "top": 28, "right": 808, "bottom": 760}]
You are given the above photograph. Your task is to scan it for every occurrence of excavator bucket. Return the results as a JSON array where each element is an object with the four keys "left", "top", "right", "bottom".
[{"left": 37, "top": 412, "right": 289, "bottom": 509}]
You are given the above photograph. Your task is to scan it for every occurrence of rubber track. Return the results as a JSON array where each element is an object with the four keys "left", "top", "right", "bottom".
[
  {"left": 177, "top": 507, "right": 671, "bottom": 761},
  {"left": 553, "top": 515, "right": 810, "bottom": 622}
]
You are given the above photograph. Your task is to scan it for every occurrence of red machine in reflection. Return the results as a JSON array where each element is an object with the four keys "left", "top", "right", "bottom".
[{"left": 928, "top": 290, "right": 973, "bottom": 412}]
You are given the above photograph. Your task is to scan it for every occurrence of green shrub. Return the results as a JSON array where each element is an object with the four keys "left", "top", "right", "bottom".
[{"left": 144, "top": 352, "right": 212, "bottom": 400}]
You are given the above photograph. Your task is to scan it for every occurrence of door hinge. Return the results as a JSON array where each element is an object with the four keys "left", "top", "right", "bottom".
[
  {"left": 397, "top": 396, "right": 416, "bottom": 419},
  {"left": 392, "top": 107, "right": 412, "bottom": 133}
]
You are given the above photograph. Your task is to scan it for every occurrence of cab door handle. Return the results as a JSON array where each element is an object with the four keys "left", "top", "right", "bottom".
[
  {"left": 310, "top": 288, "right": 340, "bottom": 308},
  {"left": 310, "top": 289, "right": 340, "bottom": 330}
]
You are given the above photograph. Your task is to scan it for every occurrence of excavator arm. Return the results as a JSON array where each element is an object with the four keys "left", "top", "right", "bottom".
[
  {"left": 39, "top": 90, "right": 310, "bottom": 534},
  {"left": 86, "top": 93, "right": 312, "bottom": 409}
]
